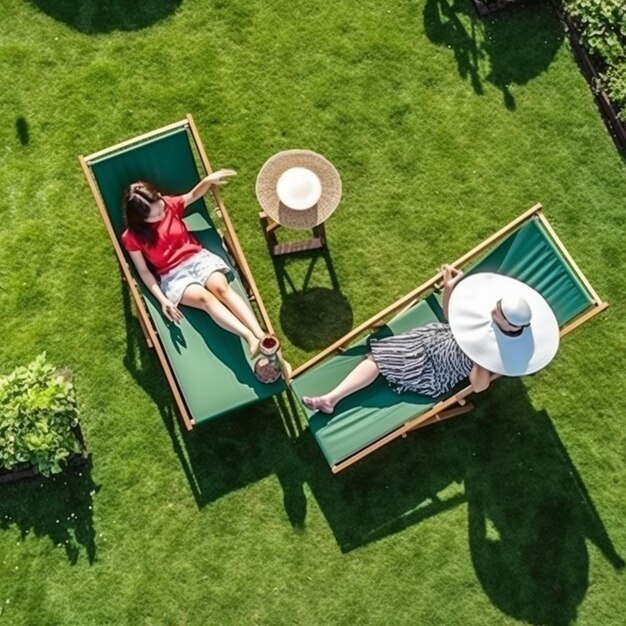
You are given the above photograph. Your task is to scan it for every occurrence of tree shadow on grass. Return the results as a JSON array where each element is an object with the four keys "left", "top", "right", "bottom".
[
  {"left": 423, "top": 0, "right": 563, "bottom": 109},
  {"left": 27, "top": 0, "right": 182, "bottom": 34},
  {"left": 0, "top": 461, "right": 99, "bottom": 565},
  {"left": 295, "top": 377, "right": 622, "bottom": 624},
  {"left": 120, "top": 284, "right": 304, "bottom": 513}
]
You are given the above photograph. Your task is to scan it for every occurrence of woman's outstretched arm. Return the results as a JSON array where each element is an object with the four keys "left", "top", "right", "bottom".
[
  {"left": 469, "top": 363, "right": 498, "bottom": 393},
  {"left": 441, "top": 264, "right": 464, "bottom": 320},
  {"left": 181, "top": 169, "right": 237, "bottom": 207}
]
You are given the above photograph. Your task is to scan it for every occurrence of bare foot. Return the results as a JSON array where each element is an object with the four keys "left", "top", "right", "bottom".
[
  {"left": 302, "top": 396, "right": 335, "bottom": 414},
  {"left": 248, "top": 336, "right": 261, "bottom": 358}
]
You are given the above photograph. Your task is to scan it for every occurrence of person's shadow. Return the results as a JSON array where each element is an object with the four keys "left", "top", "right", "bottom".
[
  {"left": 294, "top": 377, "right": 623, "bottom": 623},
  {"left": 465, "top": 380, "right": 624, "bottom": 625},
  {"left": 423, "top": 0, "right": 563, "bottom": 109},
  {"left": 27, "top": 0, "right": 182, "bottom": 34},
  {"left": 119, "top": 281, "right": 623, "bottom": 624},
  {"left": 0, "top": 460, "right": 99, "bottom": 565}
]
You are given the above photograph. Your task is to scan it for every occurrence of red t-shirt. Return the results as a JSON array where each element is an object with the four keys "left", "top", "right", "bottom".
[{"left": 121, "top": 196, "right": 203, "bottom": 276}]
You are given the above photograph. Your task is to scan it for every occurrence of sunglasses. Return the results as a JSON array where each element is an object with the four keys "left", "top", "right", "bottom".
[{"left": 496, "top": 300, "right": 529, "bottom": 337}]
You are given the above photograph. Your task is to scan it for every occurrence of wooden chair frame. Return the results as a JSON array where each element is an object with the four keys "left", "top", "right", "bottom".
[
  {"left": 79, "top": 114, "right": 280, "bottom": 431},
  {"left": 288, "top": 204, "right": 609, "bottom": 473}
]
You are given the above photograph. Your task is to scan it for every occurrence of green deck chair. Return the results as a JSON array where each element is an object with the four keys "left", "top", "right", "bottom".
[
  {"left": 290, "top": 205, "right": 608, "bottom": 473},
  {"left": 80, "top": 116, "right": 285, "bottom": 430}
]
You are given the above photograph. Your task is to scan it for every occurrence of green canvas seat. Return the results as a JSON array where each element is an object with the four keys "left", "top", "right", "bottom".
[
  {"left": 467, "top": 218, "right": 593, "bottom": 326},
  {"left": 290, "top": 207, "right": 606, "bottom": 472},
  {"left": 294, "top": 297, "right": 445, "bottom": 468},
  {"left": 81, "top": 117, "right": 285, "bottom": 429}
]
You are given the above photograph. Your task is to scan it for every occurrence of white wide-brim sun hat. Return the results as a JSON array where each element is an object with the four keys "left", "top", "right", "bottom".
[
  {"left": 276, "top": 167, "right": 322, "bottom": 211},
  {"left": 448, "top": 273, "right": 560, "bottom": 376}
]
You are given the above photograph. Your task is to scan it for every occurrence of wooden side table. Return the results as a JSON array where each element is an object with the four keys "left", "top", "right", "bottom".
[
  {"left": 259, "top": 211, "right": 327, "bottom": 257},
  {"left": 255, "top": 149, "right": 342, "bottom": 258}
]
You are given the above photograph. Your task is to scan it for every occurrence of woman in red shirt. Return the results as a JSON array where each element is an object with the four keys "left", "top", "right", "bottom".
[{"left": 121, "top": 170, "right": 268, "bottom": 357}]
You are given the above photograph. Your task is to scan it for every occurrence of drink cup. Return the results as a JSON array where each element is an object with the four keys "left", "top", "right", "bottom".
[{"left": 260, "top": 335, "right": 280, "bottom": 357}]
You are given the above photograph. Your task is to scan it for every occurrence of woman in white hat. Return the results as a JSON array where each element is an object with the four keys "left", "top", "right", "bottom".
[
  {"left": 302, "top": 267, "right": 559, "bottom": 414},
  {"left": 121, "top": 172, "right": 273, "bottom": 358}
]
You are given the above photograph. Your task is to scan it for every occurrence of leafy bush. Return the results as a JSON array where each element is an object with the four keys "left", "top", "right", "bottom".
[
  {"left": 564, "top": 0, "right": 626, "bottom": 119},
  {"left": 606, "top": 62, "right": 626, "bottom": 112},
  {"left": 0, "top": 354, "right": 81, "bottom": 477}
]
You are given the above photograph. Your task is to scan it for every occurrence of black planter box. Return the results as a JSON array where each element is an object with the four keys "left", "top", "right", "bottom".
[
  {"left": 472, "top": 0, "right": 523, "bottom": 17},
  {"left": 556, "top": 7, "right": 626, "bottom": 151},
  {"left": 0, "top": 423, "right": 90, "bottom": 486},
  {"left": 473, "top": 0, "right": 626, "bottom": 151}
]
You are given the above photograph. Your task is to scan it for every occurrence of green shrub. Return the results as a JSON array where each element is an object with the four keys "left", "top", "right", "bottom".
[
  {"left": 565, "top": 0, "right": 626, "bottom": 119},
  {"left": 606, "top": 61, "right": 626, "bottom": 115},
  {"left": 0, "top": 354, "right": 81, "bottom": 477},
  {"left": 566, "top": 0, "right": 626, "bottom": 65}
]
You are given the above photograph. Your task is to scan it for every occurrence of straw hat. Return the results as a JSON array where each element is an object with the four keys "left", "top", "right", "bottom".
[
  {"left": 448, "top": 273, "right": 560, "bottom": 376},
  {"left": 256, "top": 149, "right": 342, "bottom": 230}
]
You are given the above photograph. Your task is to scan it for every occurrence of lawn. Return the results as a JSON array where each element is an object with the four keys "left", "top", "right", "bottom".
[{"left": 0, "top": 0, "right": 625, "bottom": 624}]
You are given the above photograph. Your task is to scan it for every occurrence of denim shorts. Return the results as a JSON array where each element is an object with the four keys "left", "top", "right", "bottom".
[{"left": 160, "top": 249, "right": 229, "bottom": 305}]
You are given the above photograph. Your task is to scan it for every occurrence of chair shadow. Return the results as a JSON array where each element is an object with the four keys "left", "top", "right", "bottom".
[
  {"left": 0, "top": 460, "right": 99, "bottom": 565},
  {"left": 120, "top": 284, "right": 302, "bottom": 511},
  {"left": 273, "top": 248, "right": 353, "bottom": 352},
  {"left": 422, "top": 0, "right": 563, "bottom": 109},
  {"left": 294, "top": 377, "right": 622, "bottom": 624},
  {"left": 119, "top": 281, "right": 623, "bottom": 624},
  {"left": 184, "top": 395, "right": 307, "bottom": 514},
  {"left": 297, "top": 417, "right": 467, "bottom": 552},
  {"left": 27, "top": 0, "right": 182, "bottom": 34}
]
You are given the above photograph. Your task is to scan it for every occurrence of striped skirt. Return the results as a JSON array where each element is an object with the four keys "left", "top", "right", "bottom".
[{"left": 370, "top": 322, "right": 473, "bottom": 398}]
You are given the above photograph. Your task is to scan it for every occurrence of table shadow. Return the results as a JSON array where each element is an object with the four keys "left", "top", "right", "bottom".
[{"left": 273, "top": 248, "right": 353, "bottom": 351}]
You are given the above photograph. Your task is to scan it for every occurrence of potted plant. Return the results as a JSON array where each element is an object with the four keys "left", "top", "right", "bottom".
[{"left": 0, "top": 353, "right": 87, "bottom": 485}]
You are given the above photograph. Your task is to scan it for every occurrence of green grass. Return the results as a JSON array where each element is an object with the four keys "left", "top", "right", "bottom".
[{"left": 1, "top": 0, "right": 625, "bottom": 624}]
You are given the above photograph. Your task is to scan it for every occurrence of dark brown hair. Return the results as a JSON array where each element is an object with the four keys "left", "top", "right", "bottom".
[{"left": 122, "top": 181, "right": 162, "bottom": 243}]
